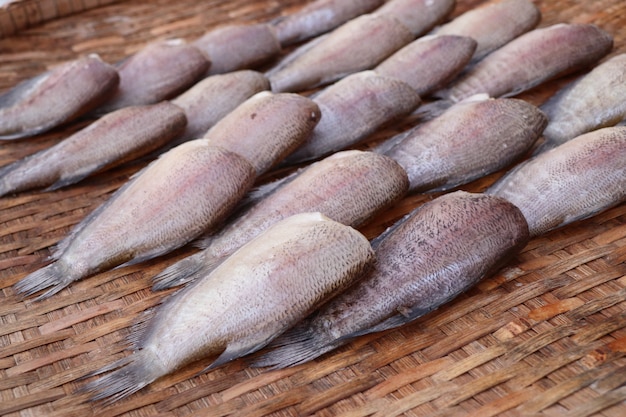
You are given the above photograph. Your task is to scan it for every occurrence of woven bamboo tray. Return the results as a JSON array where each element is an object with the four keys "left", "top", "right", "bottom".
[{"left": 1, "top": 0, "right": 626, "bottom": 416}]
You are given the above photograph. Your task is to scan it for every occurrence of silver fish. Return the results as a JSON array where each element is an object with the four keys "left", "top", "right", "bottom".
[
  {"left": 540, "top": 53, "right": 626, "bottom": 150},
  {"left": 434, "top": 0, "right": 541, "bottom": 63},
  {"left": 203, "top": 91, "right": 321, "bottom": 175},
  {"left": 153, "top": 150, "right": 408, "bottom": 290},
  {"left": 252, "top": 191, "right": 529, "bottom": 368},
  {"left": 373, "top": 0, "right": 455, "bottom": 36},
  {"left": 486, "top": 126, "right": 626, "bottom": 236},
  {"left": 0, "top": 101, "right": 186, "bottom": 196},
  {"left": 82, "top": 212, "right": 374, "bottom": 402},
  {"left": 438, "top": 23, "right": 614, "bottom": 102},
  {"left": 380, "top": 95, "right": 547, "bottom": 193},
  {"left": 172, "top": 70, "right": 270, "bottom": 142},
  {"left": 193, "top": 24, "right": 281, "bottom": 75},
  {"left": 0, "top": 54, "right": 119, "bottom": 139},
  {"left": 14, "top": 142, "right": 256, "bottom": 299},
  {"left": 272, "top": 0, "right": 384, "bottom": 46},
  {"left": 96, "top": 39, "right": 210, "bottom": 114},
  {"left": 283, "top": 71, "right": 421, "bottom": 164},
  {"left": 374, "top": 34, "right": 477, "bottom": 97},
  {"left": 267, "top": 13, "right": 414, "bottom": 93}
]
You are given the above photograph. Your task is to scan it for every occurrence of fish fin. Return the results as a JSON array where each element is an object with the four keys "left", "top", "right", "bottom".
[
  {"left": 46, "top": 171, "right": 95, "bottom": 191},
  {"left": 411, "top": 99, "right": 453, "bottom": 122},
  {"left": 13, "top": 262, "right": 74, "bottom": 300},
  {"left": 341, "top": 305, "right": 439, "bottom": 339},
  {"left": 206, "top": 338, "right": 271, "bottom": 371},
  {"left": 151, "top": 251, "right": 222, "bottom": 291}
]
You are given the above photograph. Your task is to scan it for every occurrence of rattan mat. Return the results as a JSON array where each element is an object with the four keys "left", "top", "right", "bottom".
[{"left": 1, "top": 0, "right": 626, "bottom": 416}]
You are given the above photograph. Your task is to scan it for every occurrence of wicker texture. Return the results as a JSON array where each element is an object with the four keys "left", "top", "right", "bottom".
[{"left": 1, "top": 0, "right": 626, "bottom": 416}]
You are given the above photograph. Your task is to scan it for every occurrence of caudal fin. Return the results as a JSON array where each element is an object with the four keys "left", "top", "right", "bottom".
[{"left": 14, "top": 262, "right": 73, "bottom": 300}]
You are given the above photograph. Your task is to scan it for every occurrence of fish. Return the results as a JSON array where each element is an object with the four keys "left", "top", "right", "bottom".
[
  {"left": 203, "top": 91, "right": 321, "bottom": 175},
  {"left": 437, "top": 23, "right": 614, "bottom": 102},
  {"left": 539, "top": 53, "right": 626, "bottom": 150},
  {"left": 14, "top": 142, "right": 256, "bottom": 299},
  {"left": 372, "top": 0, "right": 456, "bottom": 36},
  {"left": 252, "top": 191, "right": 529, "bottom": 368},
  {"left": 95, "top": 39, "right": 210, "bottom": 114},
  {"left": 192, "top": 23, "right": 281, "bottom": 75},
  {"left": 272, "top": 0, "right": 384, "bottom": 46},
  {"left": 0, "top": 54, "right": 119, "bottom": 140},
  {"left": 267, "top": 13, "right": 414, "bottom": 93},
  {"left": 486, "top": 126, "right": 626, "bottom": 236},
  {"left": 283, "top": 71, "right": 421, "bottom": 164},
  {"left": 171, "top": 70, "right": 270, "bottom": 142},
  {"left": 0, "top": 101, "right": 186, "bottom": 197},
  {"left": 434, "top": 0, "right": 541, "bottom": 64},
  {"left": 380, "top": 95, "right": 547, "bottom": 193},
  {"left": 152, "top": 150, "right": 409, "bottom": 290},
  {"left": 374, "top": 34, "right": 477, "bottom": 97},
  {"left": 82, "top": 212, "right": 374, "bottom": 403}
]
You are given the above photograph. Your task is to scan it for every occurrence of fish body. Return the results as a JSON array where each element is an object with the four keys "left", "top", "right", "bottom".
[
  {"left": 96, "top": 40, "right": 210, "bottom": 114},
  {"left": 153, "top": 150, "right": 408, "bottom": 290},
  {"left": 0, "top": 101, "right": 186, "bottom": 196},
  {"left": 267, "top": 13, "right": 414, "bottom": 93},
  {"left": 14, "top": 142, "right": 256, "bottom": 299},
  {"left": 272, "top": 0, "right": 384, "bottom": 46},
  {"left": 0, "top": 54, "right": 119, "bottom": 139},
  {"left": 172, "top": 70, "right": 270, "bottom": 141},
  {"left": 540, "top": 53, "right": 626, "bottom": 149},
  {"left": 381, "top": 96, "right": 547, "bottom": 193},
  {"left": 284, "top": 71, "right": 420, "bottom": 164},
  {"left": 84, "top": 212, "right": 374, "bottom": 402},
  {"left": 486, "top": 126, "right": 626, "bottom": 236},
  {"left": 439, "top": 23, "right": 614, "bottom": 102},
  {"left": 253, "top": 191, "right": 529, "bottom": 368},
  {"left": 374, "top": 34, "right": 477, "bottom": 96},
  {"left": 203, "top": 91, "right": 321, "bottom": 175},
  {"left": 434, "top": 0, "right": 541, "bottom": 63},
  {"left": 193, "top": 24, "right": 281, "bottom": 75},
  {"left": 373, "top": 0, "right": 455, "bottom": 36}
]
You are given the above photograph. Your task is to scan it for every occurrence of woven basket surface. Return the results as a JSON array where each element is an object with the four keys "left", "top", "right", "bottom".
[{"left": 1, "top": 0, "right": 626, "bottom": 416}]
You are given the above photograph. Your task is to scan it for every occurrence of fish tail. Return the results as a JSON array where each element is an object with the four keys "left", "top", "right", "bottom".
[
  {"left": 14, "top": 262, "right": 75, "bottom": 300},
  {"left": 152, "top": 250, "right": 222, "bottom": 291}
]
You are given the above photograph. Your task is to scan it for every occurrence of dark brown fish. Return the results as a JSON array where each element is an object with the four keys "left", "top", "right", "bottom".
[
  {"left": 252, "top": 191, "right": 529, "bottom": 368},
  {"left": 14, "top": 143, "right": 256, "bottom": 299},
  {"left": 153, "top": 150, "right": 408, "bottom": 290},
  {"left": 438, "top": 24, "right": 614, "bottom": 102},
  {"left": 272, "top": 0, "right": 384, "bottom": 46},
  {"left": 434, "top": 0, "right": 541, "bottom": 63},
  {"left": 0, "top": 54, "right": 119, "bottom": 139},
  {"left": 380, "top": 96, "right": 547, "bottom": 193},
  {"left": 82, "top": 212, "right": 374, "bottom": 403},
  {"left": 283, "top": 71, "right": 421, "bottom": 164},
  {"left": 373, "top": 0, "right": 455, "bottom": 36},
  {"left": 486, "top": 126, "right": 626, "bottom": 236},
  {"left": 267, "top": 13, "right": 414, "bottom": 93},
  {"left": 96, "top": 40, "right": 210, "bottom": 114},
  {"left": 193, "top": 24, "right": 281, "bottom": 75},
  {"left": 374, "top": 34, "right": 476, "bottom": 97},
  {"left": 0, "top": 102, "right": 186, "bottom": 196}
]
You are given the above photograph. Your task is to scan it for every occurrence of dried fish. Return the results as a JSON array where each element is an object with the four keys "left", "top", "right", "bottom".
[
  {"left": 0, "top": 54, "right": 119, "bottom": 140},
  {"left": 153, "top": 150, "right": 408, "bottom": 290},
  {"left": 203, "top": 91, "right": 321, "bottom": 175},
  {"left": 283, "top": 71, "right": 420, "bottom": 164},
  {"left": 0, "top": 102, "right": 186, "bottom": 197},
  {"left": 438, "top": 23, "right": 614, "bottom": 102},
  {"left": 272, "top": 0, "right": 384, "bottom": 46},
  {"left": 252, "top": 191, "right": 529, "bottom": 368},
  {"left": 82, "top": 212, "right": 374, "bottom": 403},
  {"left": 380, "top": 96, "right": 547, "bottom": 193},
  {"left": 374, "top": 34, "right": 476, "bottom": 97},
  {"left": 193, "top": 23, "right": 281, "bottom": 75},
  {"left": 172, "top": 70, "right": 270, "bottom": 141},
  {"left": 434, "top": 0, "right": 541, "bottom": 63},
  {"left": 540, "top": 54, "right": 626, "bottom": 150},
  {"left": 267, "top": 13, "right": 414, "bottom": 93},
  {"left": 14, "top": 143, "right": 256, "bottom": 299},
  {"left": 373, "top": 0, "right": 455, "bottom": 36},
  {"left": 96, "top": 40, "right": 210, "bottom": 114},
  {"left": 486, "top": 126, "right": 626, "bottom": 236}
]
